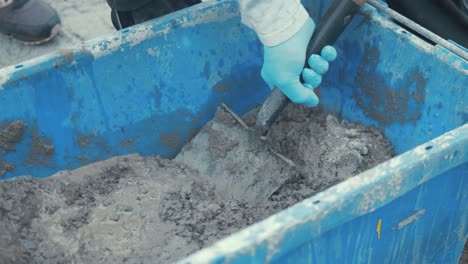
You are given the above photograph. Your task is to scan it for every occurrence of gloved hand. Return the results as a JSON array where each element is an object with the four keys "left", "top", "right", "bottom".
[{"left": 261, "top": 18, "right": 337, "bottom": 107}]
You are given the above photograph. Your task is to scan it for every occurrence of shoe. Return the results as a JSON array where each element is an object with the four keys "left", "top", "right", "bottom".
[{"left": 0, "top": 0, "right": 61, "bottom": 45}]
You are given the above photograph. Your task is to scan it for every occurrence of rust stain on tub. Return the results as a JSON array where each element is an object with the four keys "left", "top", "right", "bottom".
[
  {"left": 0, "top": 161, "right": 14, "bottom": 177},
  {"left": 77, "top": 133, "right": 96, "bottom": 148},
  {"left": 77, "top": 132, "right": 109, "bottom": 151},
  {"left": 160, "top": 133, "right": 183, "bottom": 150},
  {"left": 0, "top": 120, "right": 26, "bottom": 152},
  {"left": 121, "top": 138, "right": 136, "bottom": 148},
  {"left": 24, "top": 127, "right": 55, "bottom": 167},
  {"left": 76, "top": 132, "right": 112, "bottom": 164},
  {"left": 355, "top": 44, "right": 428, "bottom": 125},
  {"left": 0, "top": 120, "right": 26, "bottom": 176}
]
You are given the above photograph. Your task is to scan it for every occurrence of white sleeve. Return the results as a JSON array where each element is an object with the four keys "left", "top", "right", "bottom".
[{"left": 238, "top": 0, "right": 310, "bottom": 47}]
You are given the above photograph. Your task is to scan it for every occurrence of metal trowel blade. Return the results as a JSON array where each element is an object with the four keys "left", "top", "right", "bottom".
[{"left": 175, "top": 104, "right": 298, "bottom": 206}]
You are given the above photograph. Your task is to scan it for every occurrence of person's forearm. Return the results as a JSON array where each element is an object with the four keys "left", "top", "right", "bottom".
[{"left": 238, "top": 0, "right": 309, "bottom": 46}]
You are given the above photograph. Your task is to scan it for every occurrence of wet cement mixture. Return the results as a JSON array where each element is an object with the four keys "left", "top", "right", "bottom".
[{"left": 0, "top": 105, "right": 395, "bottom": 264}]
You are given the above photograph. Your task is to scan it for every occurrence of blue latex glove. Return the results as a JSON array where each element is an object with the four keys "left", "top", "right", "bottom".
[{"left": 261, "top": 18, "right": 337, "bottom": 107}]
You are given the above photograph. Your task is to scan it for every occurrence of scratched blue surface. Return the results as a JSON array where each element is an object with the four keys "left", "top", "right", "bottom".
[
  {"left": 0, "top": 0, "right": 467, "bottom": 263},
  {"left": 269, "top": 165, "right": 467, "bottom": 264},
  {"left": 0, "top": 1, "right": 265, "bottom": 177}
]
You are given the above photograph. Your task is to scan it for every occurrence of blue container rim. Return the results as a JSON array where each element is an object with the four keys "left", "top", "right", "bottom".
[{"left": 0, "top": 0, "right": 238, "bottom": 89}]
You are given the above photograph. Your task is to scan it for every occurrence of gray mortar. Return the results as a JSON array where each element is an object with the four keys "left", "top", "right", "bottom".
[
  {"left": 175, "top": 107, "right": 300, "bottom": 205},
  {"left": 0, "top": 105, "right": 394, "bottom": 263}
]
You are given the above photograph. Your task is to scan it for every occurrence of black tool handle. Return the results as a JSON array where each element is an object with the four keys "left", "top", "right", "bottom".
[{"left": 256, "top": 0, "right": 367, "bottom": 136}]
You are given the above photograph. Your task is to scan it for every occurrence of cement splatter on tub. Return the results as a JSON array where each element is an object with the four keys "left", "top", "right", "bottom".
[
  {"left": 0, "top": 161, "right": 14, "bottom": 177},
  {"left": 24, "top": 128, "right": 55, "bottom": 167},
  {"left": 0, "top": 120, "right": 26, "bottom": 153},
  {"left": 0, "top": 105, "right": 394, "bottom": 263},
  {"left": 0, "top": 120, "right": 26, "bottom": 177}
]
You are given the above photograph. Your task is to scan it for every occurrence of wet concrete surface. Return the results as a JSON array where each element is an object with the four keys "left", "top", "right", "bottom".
[
  {"left": 0, "top": 105, "right": 395, "bottom": 263},
  {"left": 175, "top": 106, "right": 300, "bottom": 206}
]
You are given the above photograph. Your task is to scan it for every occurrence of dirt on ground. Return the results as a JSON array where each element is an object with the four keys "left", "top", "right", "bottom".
[
  {"left": 0, "top": 105, "right": 396, "bottom": 263},
  {"left": 0, "top": 0, "right": 114, "bottom": 69}
]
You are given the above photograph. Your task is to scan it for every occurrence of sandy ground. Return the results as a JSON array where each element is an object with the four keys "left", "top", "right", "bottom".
[{"left": 0, "top": 0, "right": 114, "bottom": 69}]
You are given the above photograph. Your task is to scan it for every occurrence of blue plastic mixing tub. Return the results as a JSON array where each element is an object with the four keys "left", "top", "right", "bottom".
[{"left": 0, "top": 0, "right": 466, "bottom": 263}]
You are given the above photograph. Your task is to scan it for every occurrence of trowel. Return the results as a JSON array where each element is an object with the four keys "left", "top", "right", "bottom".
[{"left": 176, "top": 0, "right": 368, "bottom": 206}]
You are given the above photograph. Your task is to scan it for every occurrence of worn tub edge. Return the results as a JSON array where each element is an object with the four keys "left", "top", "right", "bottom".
[
  {"left": 180, "top": 124, "right": 468, "bottom": 263},
  {"left": 360, "top": 2, "right": 468, "bottom": 73}
]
